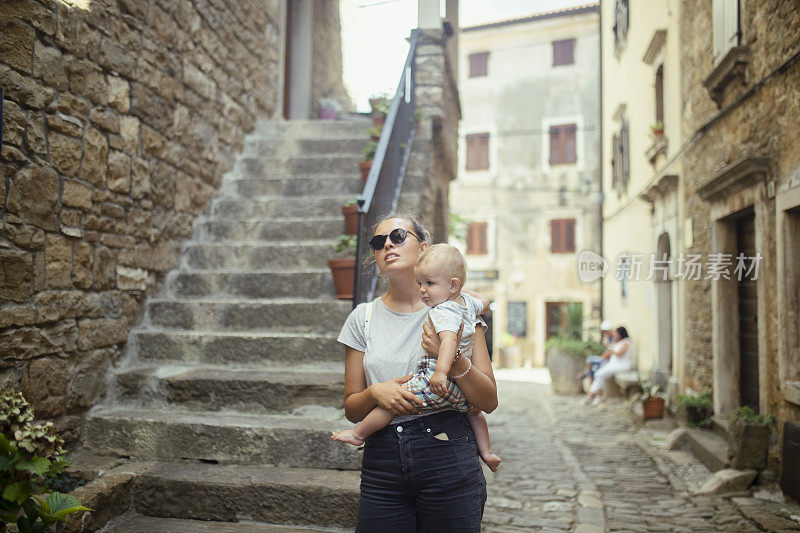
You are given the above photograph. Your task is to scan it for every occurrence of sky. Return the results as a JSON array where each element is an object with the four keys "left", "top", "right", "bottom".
[{"left": 341, "top": 0, "right": 592, "bottom": 111}]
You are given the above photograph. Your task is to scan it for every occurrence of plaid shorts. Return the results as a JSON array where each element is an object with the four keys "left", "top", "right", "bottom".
[{"left": 405, "top": 355, "right": 470, "bottom": 412}]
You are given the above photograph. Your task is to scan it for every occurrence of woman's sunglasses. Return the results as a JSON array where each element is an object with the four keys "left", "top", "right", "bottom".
[{"left": 369, "top": 228, "right": 420, "bottom": 251}]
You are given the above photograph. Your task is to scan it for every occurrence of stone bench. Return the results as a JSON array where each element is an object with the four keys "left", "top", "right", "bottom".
[{"left": 608, "top": 370, "right": 645, "bottom": 398}]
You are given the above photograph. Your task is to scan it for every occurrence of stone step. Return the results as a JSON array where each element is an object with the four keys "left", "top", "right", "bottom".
[
  {"left": 254, "top": 118, "right": 371, "bottom": 139},
  {"left": 133, "top": 331, "right": 343, "bottom": 365},
  {"left": 685, "top": 427, "right": 730, "bottom": 472},
  {"left": 197, "top": 217, "right": 346, "bottom": 242},
  {"left": 107, "top": 515, "right": 350, "bottom": 533},
  {"left": 146, "top": 299, "right": 351, "bottom": 333},
  {"left": 168, "top": 269, "right": 335, "bottom": 299},
  {"left": 245, "top": 136, "right": 370, "bottom": 157},
  {"left": 84, "top": 408, "right": 361, "bottom": 470},
  {"left": 184, "top": 242, "right": 337, "bottom": 270},
  {"left": 223, "top": 175, "right": 362, "bottom": 198},
  {"left": 212, "top": 195, "right": 354, "bottom": 219},
  {"left": 237, "top": 155, "right": 363, "bottom": 176},
  {"left": 116, "top": 365, "right": 344, "bottom": 413},
  {"left": 132, "top": 462, "right": 359, "bottom": 527}
]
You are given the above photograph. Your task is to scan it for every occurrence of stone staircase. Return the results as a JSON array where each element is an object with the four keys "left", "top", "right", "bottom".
[{"left": 79, "top": 120, "right": 373, "bottom": 531}]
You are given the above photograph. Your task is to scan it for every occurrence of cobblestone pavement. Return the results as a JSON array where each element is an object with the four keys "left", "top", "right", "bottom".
[{"left": 481, "top": 369, "right": 800, "bottom": 532}]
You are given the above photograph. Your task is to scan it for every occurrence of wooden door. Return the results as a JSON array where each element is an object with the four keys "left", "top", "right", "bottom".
[{"left": 736, "top": 214, "right": 759, "bottom": 411}]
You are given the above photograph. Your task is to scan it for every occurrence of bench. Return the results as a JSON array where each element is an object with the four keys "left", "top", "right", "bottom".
[{"left": 607, "top": 370, "right": 645, "bottom": 398}]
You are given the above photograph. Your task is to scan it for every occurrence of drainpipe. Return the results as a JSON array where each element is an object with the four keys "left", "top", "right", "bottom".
[{"left": 598, "top": 4, "right": 605, "bottom": 323}]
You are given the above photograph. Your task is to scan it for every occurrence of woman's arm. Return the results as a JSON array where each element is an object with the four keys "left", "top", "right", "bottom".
[
  {"left": 451, "top": 326, "right": 498, "bottom": 413},
  {"left": 343, "top": 346, "right": 424, "bottom": 423},
  {"left": 421, "top": 319, "right": 498, "bottom": 413}
]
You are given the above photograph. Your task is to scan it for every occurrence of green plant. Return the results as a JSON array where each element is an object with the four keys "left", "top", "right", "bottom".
[
  {"left": 561, "top": 302, "right": 583, "bottom": 341},
  {"left": 544, "top": 337, "right": 602, "bottom": 358},
  {"left": 650, "top": 121, "right": 664, "bottom": 133},
  {"left": 344, "top": 197, "right": 360, "bottom": 208},
  {"left": 676, "top": 391, "right": 713, "bottom": 428},
  {"left": 448, "top": 211, "right": 468, "bottom": 243},
  {"left": 373, "top": 98, "right": 390, "bottom": 116},
  {"left": 363, "top": 140, "right": 378, "bottom": 160},
  {"left": 729, "top": 406, "right": 774, "bottom": 426},
  {"left": 367, "top": 126, "right": 382, "bottom": 139},
  {"left": 333, "top": 234, "right": 357, "bottom": 256},
  {"left": 0, "top": 391, "right": 91, "bottom": 532},
  {"left": 632, "top": 376, "right": 666, "bottom": 402}
]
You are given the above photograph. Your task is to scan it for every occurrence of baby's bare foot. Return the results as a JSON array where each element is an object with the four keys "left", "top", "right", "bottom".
[
  {"left": 330, "top": 429, "right": 365, "bottom": 446},
  {"left": 481, "top": 452, "right": 502, "bottom": 473}
]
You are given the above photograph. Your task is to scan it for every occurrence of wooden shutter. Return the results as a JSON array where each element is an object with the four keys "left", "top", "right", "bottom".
[
  {"left": 552, "top": 39, "right": 575, "bottom": 66},
  {"left": 551, "top": 219, "right": 576, "bottom": 253},
  {"left": 469, "top": 52, "right": 489, "bottom": 78},
  {"left": 465, "top": 133, "right": 489, "bottom": 170},
  {"left": 620, "top": 120, "right": 629, "bottom": 185},
  {"left": 713, "top": 0, "right": 739, "bottom": 64},
  {"left": 549, "top": 124, "right": 577, "bottom": 165},
  {"left": 467, "top": 222, "right": 488, "bottom": 255}
]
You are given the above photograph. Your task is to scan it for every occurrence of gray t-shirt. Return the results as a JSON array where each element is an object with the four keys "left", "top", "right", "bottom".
[{"left": 337, "top": 295, "right": 484, "bottom": 423}]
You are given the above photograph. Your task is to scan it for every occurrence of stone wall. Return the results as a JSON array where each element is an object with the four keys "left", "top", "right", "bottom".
[
  {"left": 0, "top": 0, "right": 284, "bottom": 444},
  {"left": 310, "top": 0, "right": 352, "bottom": 117},
  {"left": 681, "top": 0, "right": 800, "bottom": 468}
]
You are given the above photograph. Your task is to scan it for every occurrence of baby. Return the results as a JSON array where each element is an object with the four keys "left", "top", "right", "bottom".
[{"left": 332, "top": 243, "right": 502, "bottom": 472}]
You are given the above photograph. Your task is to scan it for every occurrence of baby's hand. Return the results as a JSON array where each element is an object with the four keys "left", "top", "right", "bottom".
[{"left": 430, "top": 371, "right": 448, "bottom": 396}]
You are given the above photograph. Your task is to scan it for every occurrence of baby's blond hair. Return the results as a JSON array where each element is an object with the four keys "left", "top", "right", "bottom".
[{"left": 416, "top": 243, "right": 467, "bottom": 285}]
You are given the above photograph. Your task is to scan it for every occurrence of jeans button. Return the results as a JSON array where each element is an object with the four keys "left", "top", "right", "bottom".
[
  {"left": 426, "top": 428, "right": 431, "bottom": 432},
  {"left": 396, "top": 425, "right": 403, "bottom": 433}
]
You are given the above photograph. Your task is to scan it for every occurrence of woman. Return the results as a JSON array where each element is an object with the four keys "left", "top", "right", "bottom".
[
  {"left": 337, "top": 214, "right": 498, "bottom": 532},
  {"left": 582, "top": 326, "right": 634, "bottom": 405}
]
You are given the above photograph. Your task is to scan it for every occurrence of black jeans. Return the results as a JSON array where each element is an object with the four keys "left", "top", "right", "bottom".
[{"left": 356, "top": 410, "right": 487, "bottom": 532}]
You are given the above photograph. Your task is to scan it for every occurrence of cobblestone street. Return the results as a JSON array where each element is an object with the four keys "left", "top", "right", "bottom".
[{"left": 482, "top": 370, "right": 800, "bottom": 533}]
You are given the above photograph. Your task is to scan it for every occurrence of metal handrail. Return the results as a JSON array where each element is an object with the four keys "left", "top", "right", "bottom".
[{"left": 352, "top": 29, "right": 419, "bottom": 307}]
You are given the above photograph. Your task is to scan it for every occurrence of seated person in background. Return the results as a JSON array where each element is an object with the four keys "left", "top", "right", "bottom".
[
  {"left": 577, "top": 320, "right": 613, "bottom": 382},
  {"left": 582, "top": 326, "right": 634, "bottom": 405}
]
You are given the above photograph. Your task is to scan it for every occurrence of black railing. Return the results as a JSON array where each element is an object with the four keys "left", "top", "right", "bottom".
[{"left": 353, "top": 29, "right": 419, "bottom": 307}]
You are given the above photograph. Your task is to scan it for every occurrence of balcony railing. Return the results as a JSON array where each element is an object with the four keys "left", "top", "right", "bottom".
[{"left": 352, "top": 29, "right": 419, "bottom": 307}]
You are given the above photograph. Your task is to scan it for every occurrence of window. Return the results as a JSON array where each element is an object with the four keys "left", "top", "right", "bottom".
[
  {"left": 655, "top": 65, "right": 664, "bottom": 124},
  {"left": 551, "top": 218, "right": 576, "bottom": 254},
  {"left": 613, "top": 0, "right": 629, "bottom": 49},
  {"left": 468, "top": 52, "right": 488, "bottom": 78},
  {"left": 466, "top": 222, "right": 488, "bottom": 255},
  {"left": 508, "top": 301, "right": 527, "bottom": 337},
  {"left": 465, "top": 133, "right": 489, "bottom": 171},
  {"left": 549, "top": 124, "right": 577, "bottom": 165},
  {"left": 612, "top": 119, "right": 630, "bottom": 195},
  {"left": 552, "top": 39, "right": 575, "bottom": 66},
  {"left": 712, "top": 0, "right": 740, "bottom": 64}
]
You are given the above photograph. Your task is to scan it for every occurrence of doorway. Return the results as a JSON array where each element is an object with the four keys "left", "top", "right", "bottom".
[
  {"left": 655, "top": 233, "right": 673, "bottom": 388},
  {"left": 736, "top": 213, "right": 759, "bottom": 411}
]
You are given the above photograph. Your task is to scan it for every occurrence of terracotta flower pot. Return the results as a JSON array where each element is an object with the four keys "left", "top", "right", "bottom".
[
  {"left": 328, "top": 258, "right": 356, "bottom": 299},
  {"left": 342, "top": 204, "right": 358, "bottom": 235},
  {"left": 652, "top": 128, "right": 664, "bottom": 137},
  {"left": 372, "top": 115, "right": 385, "bottom": 128},
  {"left": 359, "top": 160, "right": 372, "bottom": 184},
  {"left": 642, "top": 397, "right": 666, "bottom": 420}
]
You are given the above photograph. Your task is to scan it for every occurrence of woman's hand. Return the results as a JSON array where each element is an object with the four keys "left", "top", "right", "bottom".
[
  {"left": 370, "top": 374, "right": 425, "bottom": 415},
  {"left": 422, "top": 317, "right": 463, "bottom": 357}
]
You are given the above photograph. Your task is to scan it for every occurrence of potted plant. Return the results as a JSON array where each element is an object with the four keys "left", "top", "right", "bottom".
[
  {"left": 367, "top": 125, "right": 381, "bottom": 142},
  {"left": 728, "top": 406, "right": 774, "bottom": 470},
  {"left": 341, "top": 198, "right": 359, "bottom": 235},
  {"left": 0, "top": 391, "right": 92, "bottom": 532},
  {"left": 328, "top": 234, "right": 357, "bottom": 299},
  {"left": 633, "top": 377, "right": 667, "bottom": 420},
  {"left": 498, "top": 332, "right": 521, "bottom": 369},
  {"left": 360, "top": 140, "right": 378, "bottom": 184},
  {"left": 545, "top": 336, "right": 602, "bottom": 394},
  {"left": 676, "top": 391, "right": 713, "bottom": 428},
  {"left": 650, "top": 121, "right": 664, "bottom": 137},
  {"left": 318, "top": 97, "right": 342, "bottom": 120},
  {"left": 370, "top": 97, "right": 390, "bottom": 127}
]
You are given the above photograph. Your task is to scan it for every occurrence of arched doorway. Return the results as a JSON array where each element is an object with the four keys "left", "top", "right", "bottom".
[{"left": 655, "top": 232, "right": 673, "bottom": 388}]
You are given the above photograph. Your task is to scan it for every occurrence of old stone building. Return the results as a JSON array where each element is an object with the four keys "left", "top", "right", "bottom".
[
  {"left": 681, "top": 0, "right": 800, "bottom": 486},
  {"left": 602, "top": 0, "right": 800, "bottom": 493},
  {"left": 0, "top": 0, "right": 349, "bottom": 443},
  {"left": 453, "top": 4, "right": 601, "bottom": 367}
]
